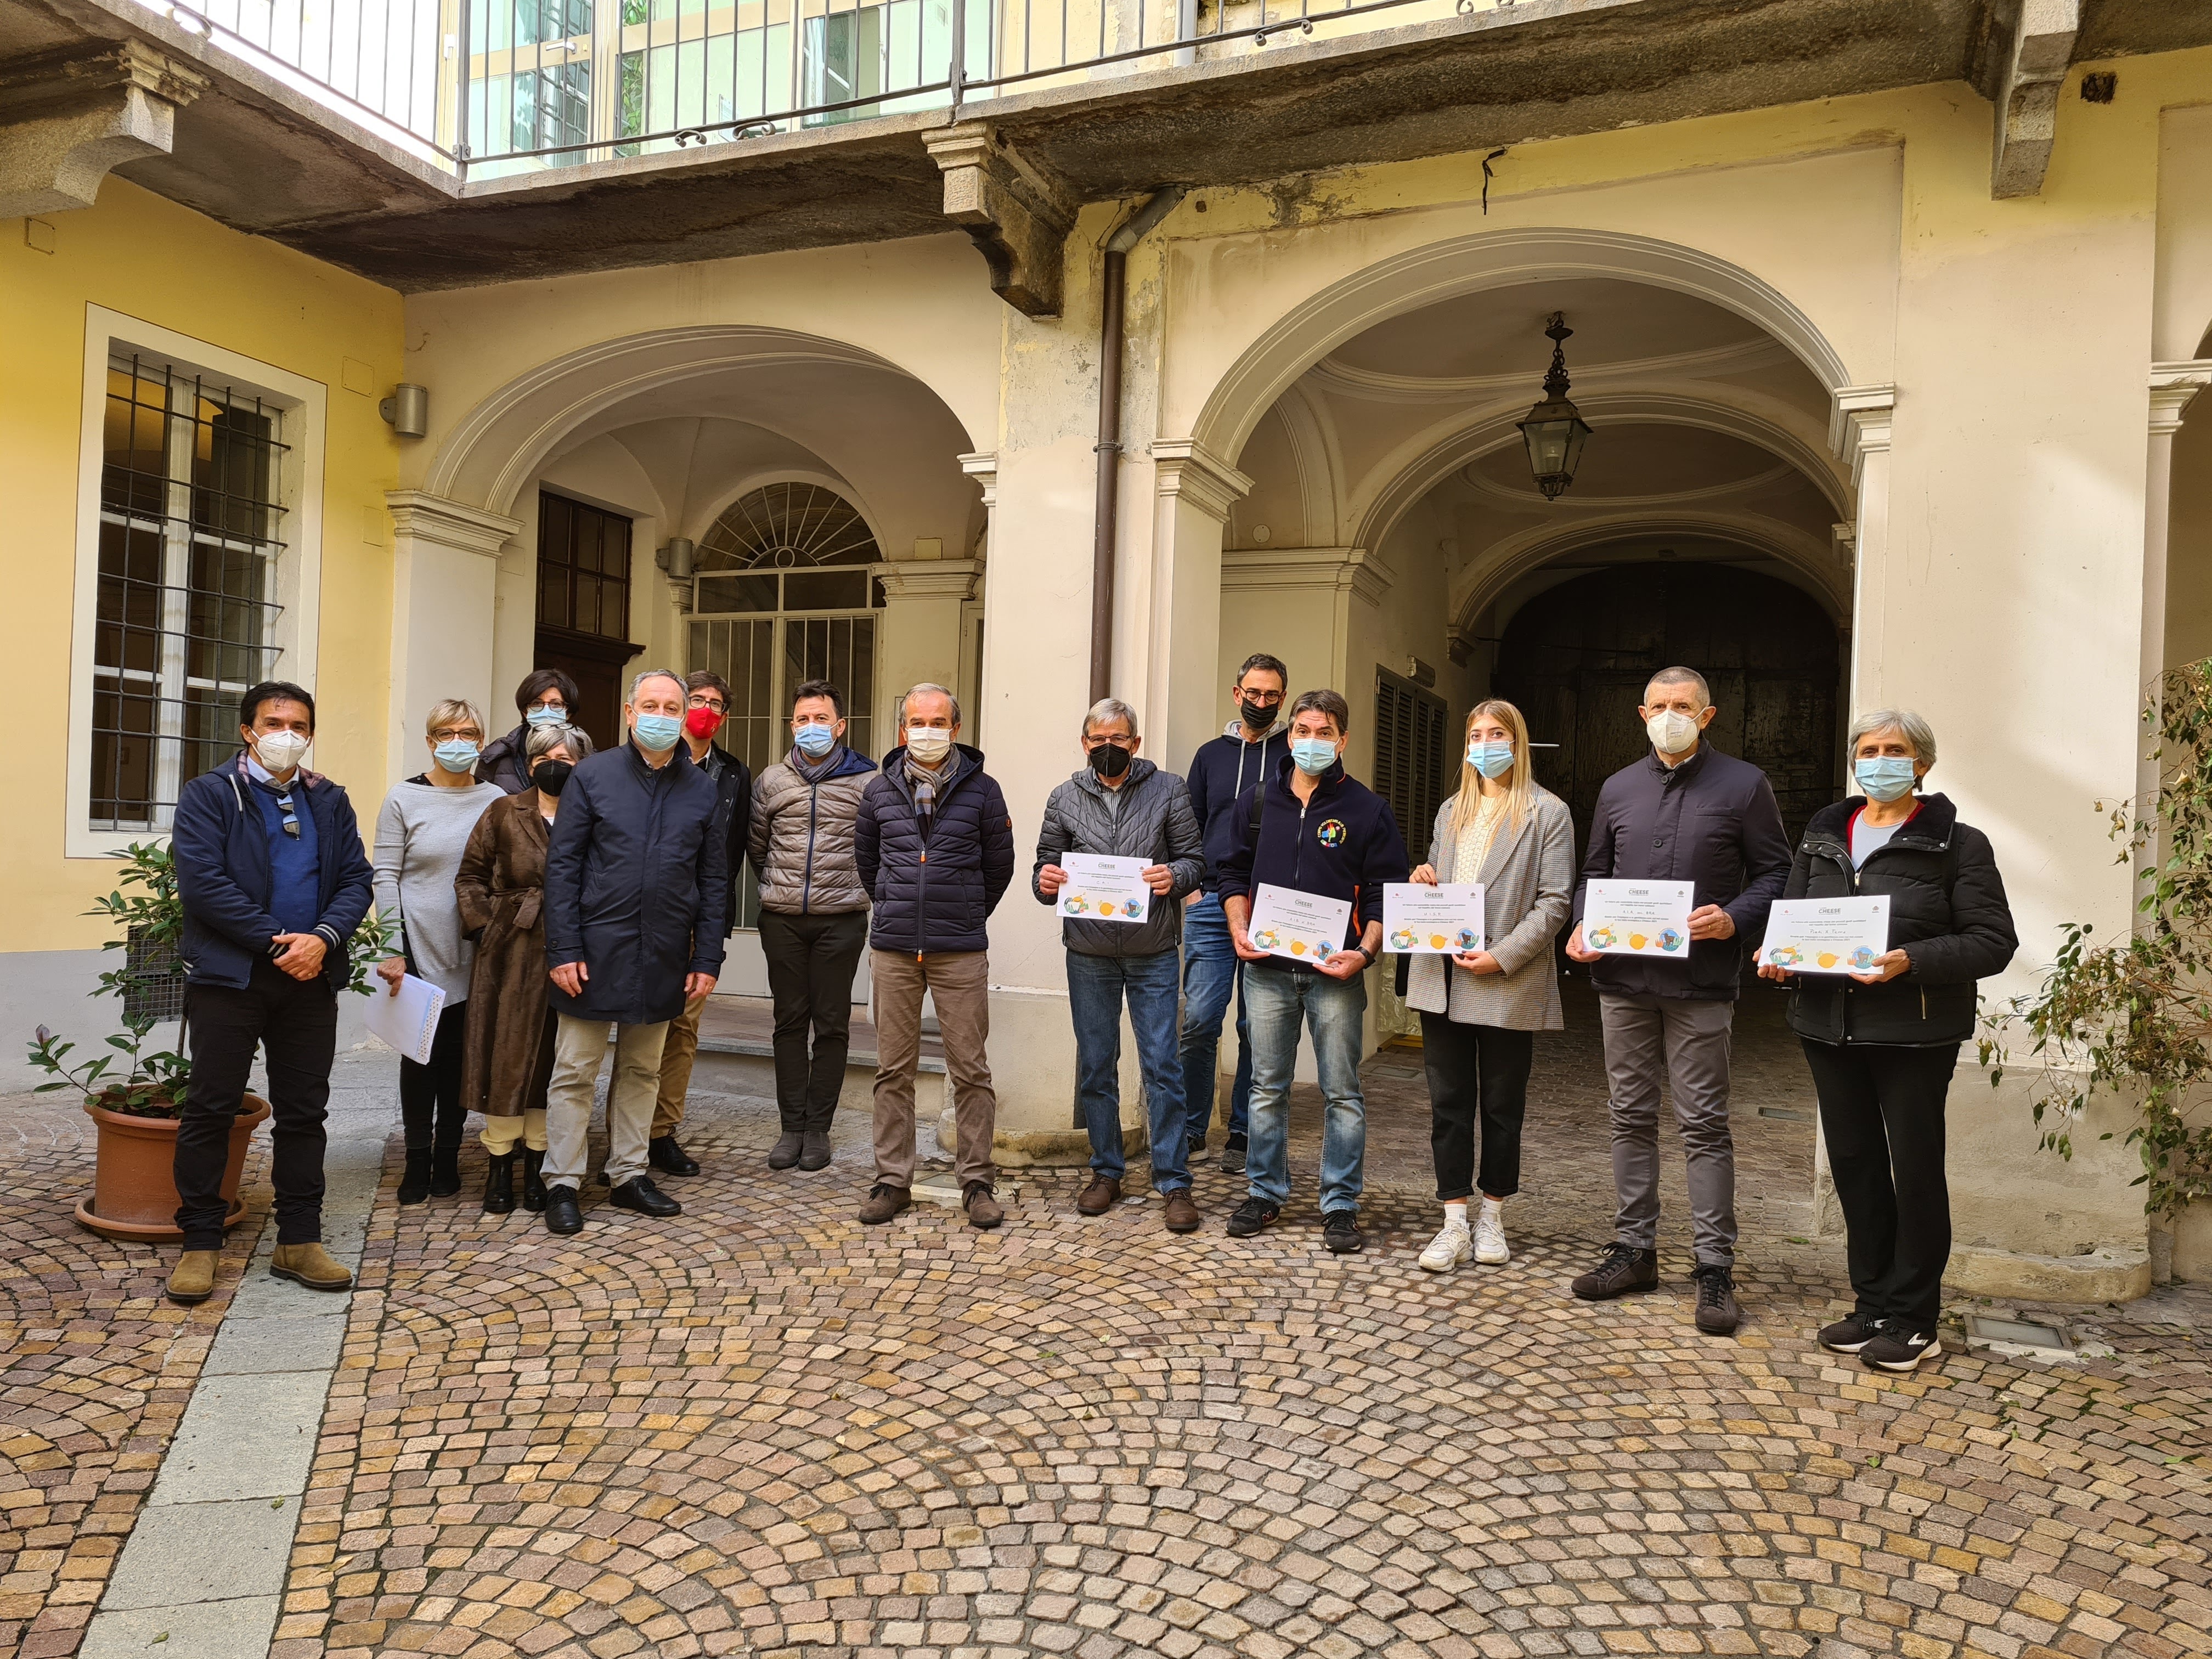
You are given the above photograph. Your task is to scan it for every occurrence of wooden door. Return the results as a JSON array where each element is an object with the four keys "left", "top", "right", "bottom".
[{"left": 534, "top": 490, "right": 641, "bottom": 749}]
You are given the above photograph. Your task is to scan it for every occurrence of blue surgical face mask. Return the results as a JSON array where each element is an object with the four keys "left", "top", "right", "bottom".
[
  {"left": 794, "top": 723, "right": 837, "bottom": 758},
  {"left": 1468, "top": 740, "right": 1515, "bottom": 780},
  {"left": 1854, "top": 756, "right": 1919, "bottom": 802},
  {"left": 433, "top": 740, "right": 481, "bottom": 774},
  {"left": 1290, "top": 738, "right": 1338, "bottom": 776},
  {"left": 633, "top": 712, "right": 683, "bottom": 751},
  {"left": 526, "top": 704, "right": 567, "bottom": 729}
]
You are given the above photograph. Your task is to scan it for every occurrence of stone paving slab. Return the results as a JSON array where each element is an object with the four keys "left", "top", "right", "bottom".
[
  {"left": 75, "top": 1595, "right": 282, "bottom": 1659},
  {"left": 148, "top": 1372, "right": 333, "bottom": 1505},
  {"left": 98, "top": 1498, "right": 297, "bottom": 1609}
]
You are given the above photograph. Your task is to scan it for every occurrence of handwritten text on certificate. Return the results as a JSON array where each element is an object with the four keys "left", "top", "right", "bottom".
[
  {"left": 1582, "top": 878, "right": 1695, "bottom": 958},
  {"left": 1057, "top": 853, "right": 1152, "bottom": 924},
  {"left": 1383, "top": 883, "right": 1486, "bottom": 955},
  {"left": 1759, "top": 895, "right": 1890, "bottom": 974},
  {"left": 1246, "top": 883, "right": 1353, "bottom": 965}
]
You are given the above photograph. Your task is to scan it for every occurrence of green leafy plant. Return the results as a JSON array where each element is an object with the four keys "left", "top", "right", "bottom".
[{"left": 1978, "top": 659, "right": 2212, "bottom": 1219}]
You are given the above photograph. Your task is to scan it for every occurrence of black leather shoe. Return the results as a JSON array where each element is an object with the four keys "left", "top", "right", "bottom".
[
  {"left": 610, "top": 1176, "right": 682, "bottom": 1217},
  {"left": 650, "top": 1135, "right": 700, "bottom": 1176},
  {"left": 544, "top": 1186, "right": 583, "bottom": 1235},
  {"left": 482, "top": 1152, "right": 516, "bottom": 1215},
  {"left": 797, "top": 1130, "right": 832, "bottom": 1171},
  {"left": 521, "top": 1148, "right": 547, "bottom": 1212},
  {"left": 766, "top": 1132, "right": 803, "bottom": 1171},
  {"left": 429, "top": 1143, "right": 462, "bottom": 1198}
]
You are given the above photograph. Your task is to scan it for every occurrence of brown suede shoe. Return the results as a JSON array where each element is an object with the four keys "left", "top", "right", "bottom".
[
  {"left": 963, "top": 1182, "right": 1004, "bottom": 1229},
  {"left": 270, "top": 1242, "right": 353, "bottom": 1291},
  {"left": 166, "top": 1250, "right": 218, "bottom": 1305},
  {"left": 858, "top": 1183, "right": 911, "bottom": 1225},
  {"left": 1163, "top": 1189, "right": 1200, "bottom": 1234},
  {"left": 1076, "top": 1176, "right": 1121, "bottom": 1216}
]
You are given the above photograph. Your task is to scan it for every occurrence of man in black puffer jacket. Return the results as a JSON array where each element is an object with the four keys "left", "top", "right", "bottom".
[{"left": 854, "top": 683, "right": 1016, "bottom": 1230}]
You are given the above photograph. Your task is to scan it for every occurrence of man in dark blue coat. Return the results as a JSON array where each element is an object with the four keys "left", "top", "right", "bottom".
[
  {"left": 167, "top": 681, "right": 374, "bottom": 1306},
  {"left": 540, "top": 668, "right": 730, "bottom": 1235},
  {"left": 853, "top": 682, "right": 1015, "bottom": 1230}
]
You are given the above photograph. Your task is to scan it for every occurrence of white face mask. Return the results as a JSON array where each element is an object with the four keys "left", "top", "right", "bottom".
[
  {"left": 253, "top": 729, "right": 311, "bottom": 772},
  {"left": 1644, "top": 710, "right": 1701, "bottom": 756},
  {"left": 905, "top": 727, "right": 952, "bottom": 763}
]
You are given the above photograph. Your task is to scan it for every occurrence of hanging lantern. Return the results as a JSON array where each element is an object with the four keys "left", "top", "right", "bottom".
[{"left": 1517, "top": 312, "right": 1593, "bottom": 500}]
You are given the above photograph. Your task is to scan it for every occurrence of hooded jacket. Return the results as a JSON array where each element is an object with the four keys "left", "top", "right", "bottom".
[
  {"left": 750, "top": 743, "right": 877, "bottom": 915},
  {"left": 1031, "top": 758, "right": 1207, "bottom": 958},
  {"left": 1779, "top": 792, "right": 2018, "bottom": 1046},
  {"left": 855, "top": 742, "right": 1017, "bottom": 956},
  {"left": 1216, "top": 753, "right": 1410, "bottom": 970},
  {"left": 1186, "top": 718, "right": 1291, "bottom": 893}
]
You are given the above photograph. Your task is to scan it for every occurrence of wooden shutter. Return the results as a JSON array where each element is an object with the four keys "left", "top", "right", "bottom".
[{"left": 1374, "top": 667, "right": 1447, "bottom": 850}]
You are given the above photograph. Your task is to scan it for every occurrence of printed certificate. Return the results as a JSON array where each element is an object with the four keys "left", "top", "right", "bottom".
[
  {"left": 1758, "top": 895, "right": 1891, "bottom": 974},
  {"left": 1057, "top": 853, "right": 1152, "bottom": 924},
  {"left": 1582, "top": 878, "right": 1695, "bottom": 958},
  {"left": 1384, "top": 883, "right": 1486, "bottom": 955},
  {"left": 1246, "top": 882, "right": 1353, "bottom": 965}
]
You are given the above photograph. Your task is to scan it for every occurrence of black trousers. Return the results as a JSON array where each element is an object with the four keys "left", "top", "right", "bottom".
[
  {"left": 174, "top": 957, "right": 338, "bottom": 1249},
  {"left": 1801, "top": 1037, "right": 1959, "bottom": 1331},
  {"left": 758, "top": 908, "right": 869, "bottom": 1131},
  {"left": 400, "top": 999, "right": 469, "bottom": 1152},
  {"left": 1420, "top": 1012, "right": 1534, "bottom": 1201}
]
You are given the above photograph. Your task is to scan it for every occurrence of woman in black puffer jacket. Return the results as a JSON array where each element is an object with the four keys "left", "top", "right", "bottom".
[{"left": 1758, "top": 708, "right": 2016, "bottom": 1376}]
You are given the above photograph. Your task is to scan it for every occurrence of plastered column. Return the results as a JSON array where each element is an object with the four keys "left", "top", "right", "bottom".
[
  {"left": 876, "top": 560, "right": 983, "bottom": 737},
  {"left": 1833, "top": 386, "right": 1894, "bottom": 714},
  {"left": 1144, "top": 440, "right": 1251, "bottom": 781},
  {"left": 383, "top": 492, "right": 520, "bottom": 783}
]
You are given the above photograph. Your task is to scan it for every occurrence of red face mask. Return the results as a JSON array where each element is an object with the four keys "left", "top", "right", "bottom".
[{"left": 684, "top": 707, "right": 725, "bottom": 740}]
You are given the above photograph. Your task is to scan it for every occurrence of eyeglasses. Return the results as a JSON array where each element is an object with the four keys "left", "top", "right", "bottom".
[
  {"left": 1237, "top": 690, "right": 1284, "bottom": 706},
  {"left": 430, "top": 726, "right": 482, "bottom": 742},
  {"left": 688, "top": 694, "right": 727, "bottom": 713},
  {"left": 1084, "top": 734, "right": 1137, "bottom": 750},
  {"left": 275, "top": 788, "right": 299, "bottom": 838}
]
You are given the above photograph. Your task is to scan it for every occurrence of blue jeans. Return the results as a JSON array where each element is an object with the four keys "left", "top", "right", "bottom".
[
  {"left": 1068, "top": 949, "right": 1193, "bottom": 1191},
  {"left": 1243, "top": 960, "right": 1368, "bottom": 1215},
  {"left": 1178, "top": 894, "right": 1252, "bottom": 1141}
]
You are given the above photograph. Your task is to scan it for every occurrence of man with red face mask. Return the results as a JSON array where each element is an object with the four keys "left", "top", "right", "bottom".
[{"left": 646, "top": 669, "right": 753, "bottom": 1176}]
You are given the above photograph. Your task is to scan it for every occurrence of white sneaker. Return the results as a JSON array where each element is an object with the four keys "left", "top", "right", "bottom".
[
  {"left": 1418, "top": 1219, "right": 1471, "bottom": 1272},
  {"left": 1473, "top": 1203, "right": 1510, "bottom": 1265}
]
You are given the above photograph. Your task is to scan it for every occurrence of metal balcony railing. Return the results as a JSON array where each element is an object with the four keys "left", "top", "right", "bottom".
[{"left": 134, "top": 0, "right": 1497, "bottom": 177}]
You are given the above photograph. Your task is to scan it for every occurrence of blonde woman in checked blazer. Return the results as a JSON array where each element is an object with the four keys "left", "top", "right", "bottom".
[{"left": 1404, "top": 698, "right": 1575, "bottom": 1273}]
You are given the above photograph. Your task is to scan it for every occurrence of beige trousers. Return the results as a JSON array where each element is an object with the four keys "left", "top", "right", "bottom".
[
  {"left": 546, "top": 1015, "right": 669, "bottom": 1190},
  {"left": 871, "top": 949, "right": 995, "bottom": 1190},
  {"left": 653, "top": 992, "right": 709, "bottom": 1137},
  {"left": 481, "top": 1108, "right": 547, "bottom": 1154}
]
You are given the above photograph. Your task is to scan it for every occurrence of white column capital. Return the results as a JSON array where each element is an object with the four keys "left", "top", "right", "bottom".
[
  {"left": 876, "top": 559, "right": 984, "bottom": 602},
  {"left": 958, "top": 451, "right": 998, "bottom": 509},
  {"left": 1222, "top": 546, "right": 1393, "bottom": 607},
  {"left": 2149, "top": 361, "right": 2212, "bottom": 437},
  {"left": 1150, "top": 439, "right": 1253, "bottom": 524},
  {"left": 384, "top": 490, "right": 523, "bottom": 558},
  {"left": 1828, "top": 385, "right": 1895, "bottom": 492}
]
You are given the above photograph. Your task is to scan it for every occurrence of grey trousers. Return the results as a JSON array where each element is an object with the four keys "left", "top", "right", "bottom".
[
  {"left": 546, "top": 1014, "right": 669, "bottom": 1191},
  {"left": 1598, "top": 991, "right": 1737, "bottom": 1266}
]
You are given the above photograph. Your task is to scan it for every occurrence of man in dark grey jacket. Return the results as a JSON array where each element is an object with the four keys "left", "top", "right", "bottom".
[
  {"left": 1564, "top": 665, "right": 1791, "bottom": 1335},
  {"left": 1035, "top": 699, "right": 1207, "bottom": 1231}
]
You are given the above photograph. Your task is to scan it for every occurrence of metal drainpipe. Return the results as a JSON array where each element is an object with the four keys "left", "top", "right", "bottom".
[{"left": 1091, "top": 187, "right": 1187, "bottom": 706}]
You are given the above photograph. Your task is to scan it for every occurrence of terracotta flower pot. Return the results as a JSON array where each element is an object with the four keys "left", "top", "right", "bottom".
[{"left": 74, "top": 1094, "right": 270, "bottom": 1243}]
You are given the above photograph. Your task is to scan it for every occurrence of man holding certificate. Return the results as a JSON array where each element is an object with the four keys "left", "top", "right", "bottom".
[
  {"left": 1216, "top": 689, "right": 1410, "bottom": 1254},
  {"left": 1565, "top": 666, "right": 1791, "bottom": 1334},
  {"left": 1034, "top": 699, "right": 1207, "bottom": 1230}
]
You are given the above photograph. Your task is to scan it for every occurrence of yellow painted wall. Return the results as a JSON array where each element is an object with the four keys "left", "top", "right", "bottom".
[{"left": 2, "top": 178, "right": 403, "bottom": 953}]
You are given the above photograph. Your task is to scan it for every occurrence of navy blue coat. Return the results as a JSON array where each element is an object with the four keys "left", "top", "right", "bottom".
[
  {"left": 172, "top": 753, "right": 375, "bottom": 991},
  {"left": 544, "top": 740, "right": 730, "bottom": 1024},
  {"left": 1216, "top": 754, "right": 1410, "bottom": 968},
  {"left": 1186, "top": 723, "right": 1290, "bottom": 893},
  {"left": 855, "top": 743, "right": 1016, "bottom": 956}
]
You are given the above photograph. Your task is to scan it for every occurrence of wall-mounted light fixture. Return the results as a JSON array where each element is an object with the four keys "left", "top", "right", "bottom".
[
  {"left": 657, "top": 538, "right": 697, "bottom": 579},
  {"left": 1517, "top": 313, "right": 1592, "bottom": 500},
  {"left": 379, "top": 383, "right": 428, "bottom": 438}
]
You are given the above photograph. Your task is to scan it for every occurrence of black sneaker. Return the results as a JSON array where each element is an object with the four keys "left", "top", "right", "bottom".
[
  {"left": 1220, "top": 1131, "right": 1248, "bottom": 1174},
  {"left": 1322, "top": 1210, "right": 1363, "bottom": 1254},
  {"left": 1818, "top": 1311, "right": 1883, "bottom": 1354},
  {"left": 1860, "top": 1324, "right": 1943, "bottom": 1374},
  {"left": 1570, "top": 1242, "right": 1659, "bottom": 1301},
  {"left": 1691, "top": 1262, "right": 1742, "bottom": 1335},
  {"left": 1224, "top": 1197, "right": 1279, "bottom": 1238}
]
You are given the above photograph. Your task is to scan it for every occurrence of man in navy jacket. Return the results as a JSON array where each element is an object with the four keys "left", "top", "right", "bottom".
[
  {"left": 1564, "top": 665, "right": 1791, "bottom": 1336},
  {"left": 1216, "top": 687, "right": 1409, "bottom": 1254},
  {"left": 167, "top": 681, "right": 374, "bottom": 1306},
  {"left": 854, "top": 682, "right": 1015, "bottom": 1231}
]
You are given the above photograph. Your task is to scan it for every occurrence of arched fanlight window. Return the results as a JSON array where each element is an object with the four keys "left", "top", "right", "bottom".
[{"left": 700, "top": 481, "right": 879, "bottom": 572}]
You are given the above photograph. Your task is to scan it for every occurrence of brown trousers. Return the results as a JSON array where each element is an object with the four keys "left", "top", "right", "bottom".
[
  {"left": 871, "top": 949, "right": 995, "bottom": 1190},
  {"left": 653, "top": 992, "right": 709, "bottom": 1138}
]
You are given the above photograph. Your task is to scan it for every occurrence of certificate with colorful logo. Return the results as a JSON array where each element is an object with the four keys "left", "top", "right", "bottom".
[
  {"left": 1246, "top": 883, "right": 1353, "bottom": 965},
  {"left": 1383, "top": 883, "right": 1486, "bottom": 955},
  {"left": 1057, "top": 853, "right": 1152, "bottom": 924},
  {"left": 1582, "top": 878, "right": 1695, "bottom": 958},
  {"left": 1758, "top": 895, "right": 1889, "bottom": 974}
]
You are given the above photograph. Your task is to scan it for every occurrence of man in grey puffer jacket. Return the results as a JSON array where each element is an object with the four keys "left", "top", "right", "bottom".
[
  {"left": 747, "top": 679, "right": 877, "bottom": 1171},
  {"left": 1034, "top": 698, "right": 1207, "bottom": 1231}
]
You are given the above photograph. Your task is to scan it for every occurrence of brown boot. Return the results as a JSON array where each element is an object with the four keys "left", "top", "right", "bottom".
[
  {"left": 1163, "top": 1189, "right": 1200, "bottom": 1234},
  {"left": 963, "top": 1182, "right": 1005, "bottom": 1230},
  {"left": 166, "top": 1250, "right": 218, "bottom": 1305},
  {"left": 858, "top": 1183, "right": 911, "bottom": 1225},
  {"left": 270, "top": 1242, "right": 353, "bottom": 1291},
  {"left": 1076, "top": 1176, "right": 1121, "bottom": 1216}
]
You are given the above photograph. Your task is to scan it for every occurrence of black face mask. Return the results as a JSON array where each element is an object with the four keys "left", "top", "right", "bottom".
[
  {"left": 1087, "top": 743, "right": 1132, "bottom": 781},
  {"left": 531, "top": 760, "right": 573, "bottom": 797},
  {"left": 1238, "top": 698, "right": 1277, "bottom": 730}
]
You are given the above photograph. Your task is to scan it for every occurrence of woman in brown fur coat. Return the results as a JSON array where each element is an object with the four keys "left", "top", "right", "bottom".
[{"left": 456, "top": 723, "right": 590, "bottom": 1213}]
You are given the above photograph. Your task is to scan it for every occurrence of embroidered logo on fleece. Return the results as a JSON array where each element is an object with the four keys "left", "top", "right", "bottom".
[{"left": 1316, "top": 819, "right": 1347, "bottom": 848}]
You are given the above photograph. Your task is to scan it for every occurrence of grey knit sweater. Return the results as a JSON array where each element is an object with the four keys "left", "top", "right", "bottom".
[{"left": 372, "top": 779, "right": 504, "bottom": 1001}]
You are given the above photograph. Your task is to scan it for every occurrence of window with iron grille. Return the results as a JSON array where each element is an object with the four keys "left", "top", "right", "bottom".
[
  {"left": 1373, "top": 668, "right": 1448, "bottom": 853},
  {"left": 92, "top": 351, "right": 289, "bottom": 833}
]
